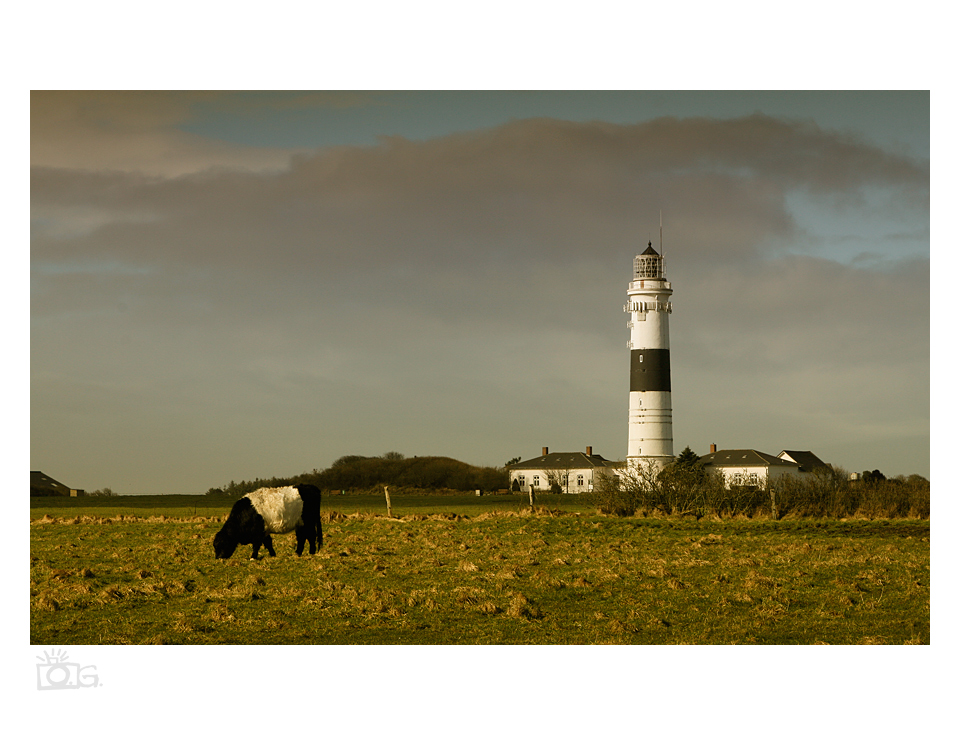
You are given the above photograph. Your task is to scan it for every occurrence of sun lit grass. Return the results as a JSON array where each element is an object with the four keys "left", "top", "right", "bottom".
[{"left": 30, "top": 499, "right": 929, "bottom": 645}]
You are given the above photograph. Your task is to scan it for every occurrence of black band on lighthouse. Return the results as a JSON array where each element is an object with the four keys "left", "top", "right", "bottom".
[{"left": 630, "top": 349, "right": 671, "bottom": 392}]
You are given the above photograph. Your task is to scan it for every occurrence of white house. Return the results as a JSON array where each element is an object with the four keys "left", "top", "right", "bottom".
[
  {"left": 508, "top": 447, "right": 615, "bottom": 494},
  {"left": 697, "top": 446, "right": 828, "bottom": 488}
]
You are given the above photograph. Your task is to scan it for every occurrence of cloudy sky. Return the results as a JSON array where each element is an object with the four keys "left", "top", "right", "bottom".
[{"left": 30, "top": 90, "right": 929, "bottom": 493}]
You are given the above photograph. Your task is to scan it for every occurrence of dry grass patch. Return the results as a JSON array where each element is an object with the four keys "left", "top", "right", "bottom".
[
  {"left": 505, "top": 592, "right": 543, "bottom": 620},
  {"left": 743, "top": 571, "right": 779, "bottom": 590},
  {"left": 31, "top": 510, "right": 929, "bottom": 645}
]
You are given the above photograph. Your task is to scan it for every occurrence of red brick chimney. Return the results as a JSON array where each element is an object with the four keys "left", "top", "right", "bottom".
[
  {"left": 710, "top": 443, "right": 717, "bottom": 453},
  {"left": 585, "top": 446, "right": 593, "bottom": 456},
  {"left": 542, "top": 447, "right": 549, "bottom": 456}
]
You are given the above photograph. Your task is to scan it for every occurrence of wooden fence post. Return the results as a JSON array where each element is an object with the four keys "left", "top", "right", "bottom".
[
  {"left": 528, "top": 485, "right": 536, "bottom": 510},
  {"left": 384, "top": 486, "right": 392, "bottom": 517}
]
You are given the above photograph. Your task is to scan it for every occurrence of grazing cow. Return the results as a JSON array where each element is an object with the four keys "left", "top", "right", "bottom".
[{"left": 214, "top": 484, "right": 323, "bottom": 560}]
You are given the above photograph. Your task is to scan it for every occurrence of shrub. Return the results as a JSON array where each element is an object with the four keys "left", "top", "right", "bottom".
[
  {"left": 211, "top": 456, "right": 509, "bottom": 496},
  {"left": 592, "top": 460, "right": 928, "bottom": 520}
]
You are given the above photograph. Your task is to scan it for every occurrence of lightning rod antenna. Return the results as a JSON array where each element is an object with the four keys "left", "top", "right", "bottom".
[{"left": 659, "top": 209, "right": 663, "bottom": 258}]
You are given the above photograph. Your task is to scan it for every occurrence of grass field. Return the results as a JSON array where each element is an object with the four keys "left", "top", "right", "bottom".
[
  {"left": 30, "top": 494, "right": 930, "bottom": 645},
  {"left": 30, "top": 490, "right": 589, "bottom": 520}
]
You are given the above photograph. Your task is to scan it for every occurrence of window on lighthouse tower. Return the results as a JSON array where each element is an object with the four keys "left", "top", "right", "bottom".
[{"left": 634, "top": 243, "right": 663, "bottom": 279}]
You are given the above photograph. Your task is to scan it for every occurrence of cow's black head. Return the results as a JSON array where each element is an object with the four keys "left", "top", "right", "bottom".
[{"left": 213, "top": 529, "right": 237, "bottom": 559}]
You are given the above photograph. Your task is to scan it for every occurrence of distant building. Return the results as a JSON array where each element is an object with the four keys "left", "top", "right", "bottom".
[
  {"left": 697, "top": 446, "right": 828, "bottom": 488},
  {"left": 30, "top": 471, "right": 83, "bottom": 497},
  {"left": 777, "top": 450, "right": 829, "bottom": 474},
  {"left": 508, "top": 447, "right": 615, "bottom": 494}
]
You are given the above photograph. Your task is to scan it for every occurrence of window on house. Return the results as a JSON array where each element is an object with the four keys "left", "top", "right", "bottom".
[
  {"left": 577, "top": 475, "right": 584, "bottom": 486},
  {"left": 533, "top": 476, "right": 540, "bottom": 487}
]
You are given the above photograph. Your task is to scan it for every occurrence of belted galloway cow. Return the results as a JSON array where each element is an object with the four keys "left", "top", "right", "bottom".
[{"left": 214, "top": 484, "right": 323, "bottom": 560}]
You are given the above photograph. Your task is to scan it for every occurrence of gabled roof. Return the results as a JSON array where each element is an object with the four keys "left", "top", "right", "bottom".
[
  {"left": 509, "top": 452, "right": 611, "bottom": 471},
  {"left": 777, "top": 450, "right": 828, "bottom": 473},
  {"left": 697, "top": 450, "right": 797, "bottom": 468},
  {"left": 31, "top": 471, "right": 72, "bottom": 496}
]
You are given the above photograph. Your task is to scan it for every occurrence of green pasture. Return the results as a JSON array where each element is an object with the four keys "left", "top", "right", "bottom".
[
  {"left": 30, "top": 491, "right": 591, "bottom": 521},
  {"left": 30, "top": 494, "right": 929, "bottom": 645}
]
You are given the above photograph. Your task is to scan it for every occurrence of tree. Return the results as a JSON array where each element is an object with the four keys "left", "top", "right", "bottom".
[
  {"left": 590, "top": 459, "right": 661, "bottom": 516},
  {"left": 543, "top": 468, "right": 571, "bottom": 494},
  {"left": 332, "top": 455, "right": 368, "bottom": 468},
  {"left": 505, "top": 457, "right": 521, "bottom": 467},
  {"left": 674, "top": 446, "right": 701, "bottom": 472},
  {"left": 861, "top": 469, "right": 886, "bottom": 484},
  {"left": 659, "top": 446, "right": 706, "bottom": 487}
]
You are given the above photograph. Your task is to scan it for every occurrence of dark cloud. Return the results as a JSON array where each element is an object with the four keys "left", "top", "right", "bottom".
[{"left": 30, "top": 91, "right": 302, "bottom": 175}]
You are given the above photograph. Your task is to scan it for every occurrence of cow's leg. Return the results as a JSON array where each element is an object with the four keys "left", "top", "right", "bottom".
[
  {"left": 262, "top": 535, "right": 276, "bottom": 557},
  {"left": 299, "top": 522, "right": 316, "bottom": 555},
  {"left": 250, "top": 542, "right": 261, "bottom": 560},
  {"left": 296, "top": 521, "right": 316, "bottom": 555}
]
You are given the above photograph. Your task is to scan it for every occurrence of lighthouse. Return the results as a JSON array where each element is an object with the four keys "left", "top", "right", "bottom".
[{"left": 624, "top": 232, "right": 674, "bottom": 468}]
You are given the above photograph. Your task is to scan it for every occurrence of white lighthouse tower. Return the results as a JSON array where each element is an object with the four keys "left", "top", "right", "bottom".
[{"left": 624, "top": 228, "right": 674, "bottom": 469}]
